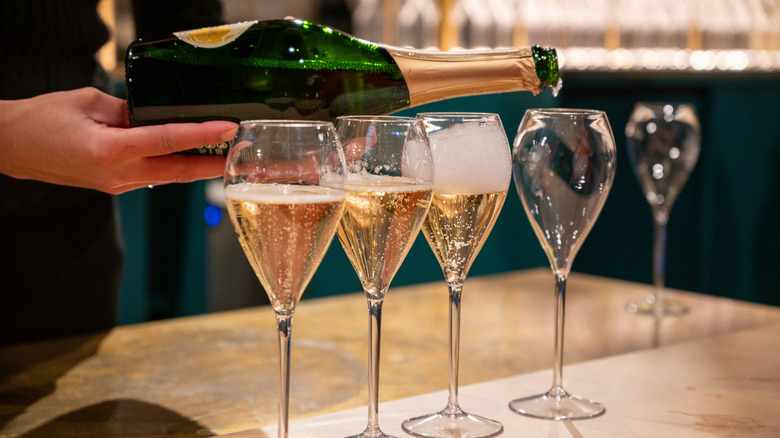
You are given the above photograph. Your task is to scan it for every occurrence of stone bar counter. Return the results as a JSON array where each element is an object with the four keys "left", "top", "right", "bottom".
[{"left": 2, "top": 268, "right": 779, "bottom": 436}]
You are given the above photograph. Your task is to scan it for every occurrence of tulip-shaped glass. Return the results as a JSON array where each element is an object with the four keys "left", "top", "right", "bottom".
[
  {"left": 510, "top": 109, "right": 616, "bottom": 420},
  {"left": 625, "top": 102, "right": 700, "bottom": 317},
  {"left": 224, "top": 120, "right": 347, "bottom": 438},
  {"left": 402, "top": 113, "right": 509, "bottom": 438},
  {"left": 335, "top": 116, "right": 434, "bottom": 438}
]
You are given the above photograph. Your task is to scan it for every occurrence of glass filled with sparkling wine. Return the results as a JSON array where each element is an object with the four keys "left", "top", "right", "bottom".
[
  {"left": 334, "top": 116, "right": 434, "bottom": 438},
  {"left": 402, "top": 113, "right": 510, "bottom": 438},
  {"left": 510, "top": 109, "right": 616, "bottom": 420},
  {"left": 625, "top": 102, "right": 701, "bottom": 317},
  {"left": 224, "top": 120, "right": 347, "bottom": 438}
]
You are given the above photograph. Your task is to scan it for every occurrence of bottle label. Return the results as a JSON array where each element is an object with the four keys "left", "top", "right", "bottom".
[{"left": 174, "top": 21, "right": 255, "bottom": 48}]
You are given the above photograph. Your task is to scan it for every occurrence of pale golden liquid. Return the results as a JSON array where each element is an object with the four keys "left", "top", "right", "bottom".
[
  {"left": 225, "top": 183, "right": 345, "bottom": 315},
  {"left": 337, "top": 179, "right": 432, "bottom": 300},
  {"left": 422, "top": 192, "right": 507, "bottom": 283}
]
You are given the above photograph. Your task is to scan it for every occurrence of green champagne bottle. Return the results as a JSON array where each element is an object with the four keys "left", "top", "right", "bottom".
[{"left": 125, "top": 19, "right": 560, "bottom": 155}]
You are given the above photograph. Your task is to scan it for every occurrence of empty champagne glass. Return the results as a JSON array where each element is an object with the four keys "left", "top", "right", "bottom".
[
  {"left": 402, "top": 113, "right": 509, "bottom": 438},
  {"left": 510, "top": 108, "right": 616, "bottom": 420},
  {"left": 224, "top": 120, "right": 347, "bottom": 438},
  {"left": 335, "top": 116, "right": 434, "bottom": 438},
  {"left": 625, "top": 102, "right": 700, "bottom": 317}
]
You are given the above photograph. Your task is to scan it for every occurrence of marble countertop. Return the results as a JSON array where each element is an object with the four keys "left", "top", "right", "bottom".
[{"left": 2, "top": 268, "right": 779, "bottom": 437}]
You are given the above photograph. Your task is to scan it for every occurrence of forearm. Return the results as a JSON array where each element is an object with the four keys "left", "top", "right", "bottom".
[{"left": 0, "top": 97, "right": 35, "bottom": 180}]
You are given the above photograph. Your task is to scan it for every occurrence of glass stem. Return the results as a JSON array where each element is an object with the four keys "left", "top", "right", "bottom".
[
  {"left": 652, "top": 218, "right": 668, "bottom": 310},
  {"left": 364, "top": 298, "right": 384, "bottom": 435},
  {"left": 445, "top": 282, "right": 464, "bottom": 414},
  {"left": 550, "top": 273, "right": 567, "bottom": 397},
  {"left": 275, "top": 314, "right": 293, "bottom": 438}
]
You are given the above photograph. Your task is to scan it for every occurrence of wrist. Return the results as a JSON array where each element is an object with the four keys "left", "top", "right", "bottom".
[
  {"left": 0, "top": 100, "right": 15, "bottom": 176},
  {"left": 0, "top": 98, "right": 33, "bottom": 179}
]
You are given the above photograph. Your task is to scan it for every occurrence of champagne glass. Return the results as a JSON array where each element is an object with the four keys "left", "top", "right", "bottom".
[
  {"left": 402, "top": 113, "right": 509, "bottom": 438},
  {"left": 334, "top": 116, "right": 434, "bottom": 438},
  {"left": 510, "top": 108, "right": 616, "bottom": 420},
  {"left": 224, "top": 120, "right": 347, "bottom": 438},
  {"left": 625, "top": 102, "right": 700, "bottom": 317}
]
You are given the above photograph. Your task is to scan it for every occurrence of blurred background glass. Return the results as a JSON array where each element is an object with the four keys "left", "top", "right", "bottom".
[{"left": 348, "top": 0, "right": 780, "bottom": 72}]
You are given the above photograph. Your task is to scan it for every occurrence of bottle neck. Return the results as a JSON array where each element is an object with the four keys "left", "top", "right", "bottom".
[{"left": 387, "top": 47, "right": 560, "bottom": 107}]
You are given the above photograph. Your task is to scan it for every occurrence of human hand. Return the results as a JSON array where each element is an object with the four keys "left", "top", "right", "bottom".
[{"left": 0, "top": 87, "right": 238, "bottom": 194}]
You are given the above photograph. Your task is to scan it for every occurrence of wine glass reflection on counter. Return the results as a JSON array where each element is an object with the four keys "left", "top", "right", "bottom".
[
  {"left": 224, "top": 121, "right": 347, "bottom": 438},
  {"left": 334, "top": 116, "right": 434, "bottom": 438},
  {"left": 402, "top": 113, "right": 510, "bottom": 438},
  {"left": 510, "top": 109, "right": 616, "bottom": 420}
]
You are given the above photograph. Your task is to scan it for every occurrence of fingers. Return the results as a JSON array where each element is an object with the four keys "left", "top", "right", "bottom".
[
  {"left": 102, "top": 154, "right": 227, "bottom": 194},
  {"left": 110, "top": 121, "right": 238, "bottom": 158},
  {"left": 143, "top": 154, "right": 227, "bottom": 183}
]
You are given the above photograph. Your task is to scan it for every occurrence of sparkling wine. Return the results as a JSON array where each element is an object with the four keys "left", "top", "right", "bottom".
[
  {"left": 124, "top": 19, "right": 560, "bottom": 155},
  {"left": 423, "top": 191, "right": 507, "bottom": 283},
  {"left": 421, "top": 115, "right": 511, "bottom": 283},
  {"left": 337, "top": 176, "right": 432, "bottom": 300},
  {"left": 225, "top": 183, "right": 345, "bottom": 314}
]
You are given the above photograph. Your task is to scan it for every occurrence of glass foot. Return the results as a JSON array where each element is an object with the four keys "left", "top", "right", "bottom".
[
  {"left": 344, "top": 426, "right": 399, "bottom": 438},
  {"left": 509, "top": 388, "right": 605, "bottom": 420},
  {"left": 627, "top": 296, "right": 688, "bottom": 317},
  {"left": 402, "top": 406, "right": 503, "bottom": 438}
]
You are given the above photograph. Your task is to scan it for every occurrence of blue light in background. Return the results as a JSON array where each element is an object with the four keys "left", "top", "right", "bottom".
[{"left": 204, "top": 204, "right": 222, "bottom": 227}]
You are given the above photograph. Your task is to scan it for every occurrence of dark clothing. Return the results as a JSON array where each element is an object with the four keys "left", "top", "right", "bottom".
[
  {"left": 0, "top": 0, "right": 222, "bottom": 345},
  {"left": 131, "top": 0, "right": 223, "bottom": 40},
  {"left": 0, "top": 0, "right": 112, "bottom": 99}
]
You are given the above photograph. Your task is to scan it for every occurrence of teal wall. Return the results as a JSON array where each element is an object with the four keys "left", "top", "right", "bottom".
[
  {"left": 117, "top": 73, "right": 780, "bottom": 324},
  {"left": 557, "top": 74, "right": 780, "bottom": 306}
]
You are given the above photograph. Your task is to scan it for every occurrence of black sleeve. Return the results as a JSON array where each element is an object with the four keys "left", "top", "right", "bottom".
[{"left": 131, "top": 0, "right": 224, "bottom": 39}]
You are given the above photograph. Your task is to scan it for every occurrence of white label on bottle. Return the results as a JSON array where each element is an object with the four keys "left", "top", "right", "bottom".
[{"left": 174, "top": 21, "right": 255, "bottom": 48}]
